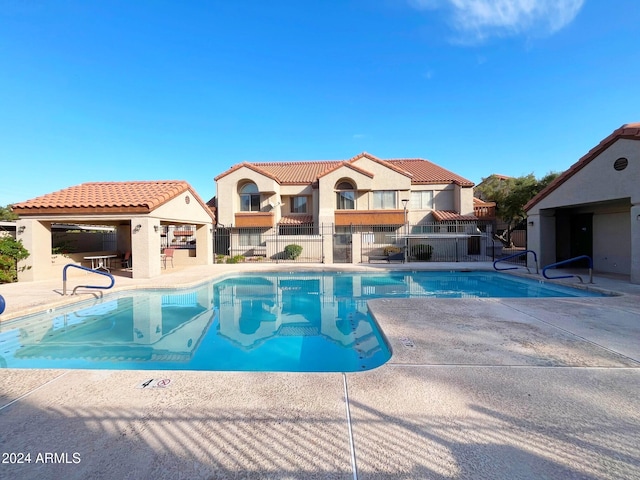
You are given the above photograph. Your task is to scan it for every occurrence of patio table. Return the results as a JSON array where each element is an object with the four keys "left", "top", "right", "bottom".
[{"left": 84, "top": 254, "right": 118, "bottom": 272}]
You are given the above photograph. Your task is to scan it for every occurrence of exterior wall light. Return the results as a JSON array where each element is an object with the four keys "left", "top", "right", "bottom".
[
  {"left": 18, "top": 225, "right": 26, "bottom": 234},
  {"left": 134, "top": 224, "right": 142, "bottom": 233},
  {"left": 154, "top": 225, "right": 159, "bottom": 233},
  {"left": 527, "top": 221, "right": 534, "bottom": 226}
]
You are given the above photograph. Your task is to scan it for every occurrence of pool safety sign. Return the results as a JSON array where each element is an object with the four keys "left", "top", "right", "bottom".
[{"left": 137, "top": 378, "right": 172, "bottom": 389}]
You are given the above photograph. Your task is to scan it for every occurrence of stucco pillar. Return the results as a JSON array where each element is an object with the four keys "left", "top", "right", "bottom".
[
  {"left": 131, "top": 217, "right": 161, "bottom": 279},
  {"left": 631, "top": 204, "right": 640, "bottom": 284},
  {"left": 195, "top": 224, "right": 214, "bottom": 266},
  {"left": 17, "top": 219, "right": 53, "bottom": 282},
  {"left": 526, "top": 213, "right": 540, "bottom": 271},
  {"left": 322, "top": 232, "right": 333, "bottom": 264},
  {"left": 350, "top": 233, "right": 362, "bottom": 264}
]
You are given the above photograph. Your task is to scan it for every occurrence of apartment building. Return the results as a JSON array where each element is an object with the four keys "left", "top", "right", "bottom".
[{"left": 214, "top": 152, "right": 479, "bottom": 263}]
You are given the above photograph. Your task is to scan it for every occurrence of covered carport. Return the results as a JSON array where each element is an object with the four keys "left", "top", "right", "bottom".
[{"left": 11, "top": 181, "right": 215, "bottom": 281}]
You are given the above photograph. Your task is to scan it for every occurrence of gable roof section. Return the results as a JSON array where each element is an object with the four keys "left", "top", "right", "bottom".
[
  {"left": 12, "top": 181, "right": 214, "bottom": 220},
  {"left": 347, "top": 152, "right": 413, "bottom": 178},
  {"left": 213, "top": 162, "right": 281, "bottom": 183},
  {"left": 215, "top": 160, "right": 336, "bottom": 184},
  {"left": 525, "top": 123, "right": 640, "bottom": 212},
  {"left": 215, "top": 153, "right": 473, "bottom": 186},
  {"left": 316, "top": 160, "right": 375, "bottom": 180},
  {"left": 387, "top": 159, "right": 473, "bottom": 186}
]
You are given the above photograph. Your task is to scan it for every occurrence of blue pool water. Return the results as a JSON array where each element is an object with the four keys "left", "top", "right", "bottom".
[{"left": 0, "top": 271, "right": 603, "bottom": 372}]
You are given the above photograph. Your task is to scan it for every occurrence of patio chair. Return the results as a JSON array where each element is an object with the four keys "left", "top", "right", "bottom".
[
  {"left": 162, "top": 248, "right": 175, "bottom": 268},
  {"left": 121, "top": 251, "right": 132, "bottom": 269}
]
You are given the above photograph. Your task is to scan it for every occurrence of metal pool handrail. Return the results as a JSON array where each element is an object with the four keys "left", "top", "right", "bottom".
[
  {"left": 63, "top": 264, "right": 115, "bottom": 296},
  {"left": 493, "top": 250, "right": 539, "bottom": 274},
  {"left": 542, "top": 255, "right": 593, "bottom": 284}
]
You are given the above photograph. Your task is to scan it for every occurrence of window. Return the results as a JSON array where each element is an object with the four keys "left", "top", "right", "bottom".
[
  {"left": 239, "top": 229, "right": 262, "bottom": 246},
  {"left": 373, "top": 191, "right": 396, "bottom": 209},
  {"left": 240, "top": 183, "right": 260, "bottom": 212},
  {"left": 291, "top": 196, "right": 308, "bottom": 213},
  {"left": 336, "top": 181, "right": 355, "bottom": 210},
  {"left": 410, "top": 190, "right": 434, "bottom": 210}
]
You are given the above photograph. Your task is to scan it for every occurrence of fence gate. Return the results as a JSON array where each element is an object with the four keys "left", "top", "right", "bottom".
[
  {"left": 332, "top": 226, "right": 352, "bottom": 263},
  {"left": 213, "top": 227, "right": 231, "bottom": 257}
]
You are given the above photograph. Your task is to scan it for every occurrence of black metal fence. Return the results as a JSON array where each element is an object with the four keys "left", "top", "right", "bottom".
[
  {"left": 212, "top": 221, "right": 528, "bottom": 265},
  {"left": 360, "top": 220, "right": 502, "bottom": 263},
  {"left": 214, "top": 224, "right": 329, "bottom": 264}
]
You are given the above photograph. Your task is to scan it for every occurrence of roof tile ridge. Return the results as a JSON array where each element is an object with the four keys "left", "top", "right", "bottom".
[
  {"left": 244, "top": 163, "right": 281, "bottom": 183},
  {"left": 254, "top": 159, "right": 340, "bottom": 166},
  {"left": 342, "top": 161, "right": 375, "bottom": 178}
]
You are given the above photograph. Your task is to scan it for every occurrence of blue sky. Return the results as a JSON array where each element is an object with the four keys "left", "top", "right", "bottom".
[{"left": 1, "top": 0, "right": 639, "bottom": 206}]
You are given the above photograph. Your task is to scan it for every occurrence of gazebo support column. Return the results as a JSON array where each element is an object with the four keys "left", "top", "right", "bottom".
[
  {"left": 17, "top": 220, "right": 53, "bottom": 282},
  {"left": 131, "top": 217, "right": 161, "bottom": 279},
  {"left": 194, "top": 224, "right": 214, "bottom": 266}
]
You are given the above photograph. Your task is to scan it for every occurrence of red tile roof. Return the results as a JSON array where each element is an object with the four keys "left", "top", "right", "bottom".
[
  {"left": 525, "top": 123, "right": 640, "bottom": 211},
  {"left": 473, "top": 197, "right": 496, "bottom": 207},
  {"left": 215, "top": 152, "right": 474, "bottom": 187},
  {"left": 432, "top": 210, "right": 478, "bottom": 221},
  {"left": 386, "top": 159, "right": 473, "bottom": 186},
  {"left": 12, "top": 181, "right": 215, "bottom": 220},
  {"left": 316, "top": 161, "right": 375, "bottom": 180},
  {"left": 279, "top": 215, "right": 314, "bottom": 225}
]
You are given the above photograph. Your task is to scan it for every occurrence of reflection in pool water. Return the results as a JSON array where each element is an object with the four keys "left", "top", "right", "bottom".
[
  {"left": 0, "top": 270, "right": 601, "bottom": 371},
  {"left": 0, "top": 273, "right": 392, "bottom": 371}
]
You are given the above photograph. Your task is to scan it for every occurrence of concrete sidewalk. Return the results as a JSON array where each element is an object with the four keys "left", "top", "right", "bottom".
[{"left": 1, "top": 264, "right": 639, "bottom": 479}]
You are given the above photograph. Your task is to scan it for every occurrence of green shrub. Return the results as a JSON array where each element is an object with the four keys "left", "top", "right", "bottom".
[
  {"left": 410, "top": 244, "right": 433, "bottom": 261},
  {"left": 226, "top": 255, "right": 245, "bottom": 264},
  {"left": 383, "top": 246, "right": 402, "bottom": 256},
  {"left": 0, "top": 236, "right": 30, "bottom": 283},
  {"left": 284, "top": 244, "right": 303, "bottom": 260}
]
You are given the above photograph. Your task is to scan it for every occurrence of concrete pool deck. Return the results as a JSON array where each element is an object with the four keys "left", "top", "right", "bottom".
[{"left": 1, "top": 263, "right": 639, "bottom": 479}]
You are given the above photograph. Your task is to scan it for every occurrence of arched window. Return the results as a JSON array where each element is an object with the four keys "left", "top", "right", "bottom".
[
  {"left": 239, "top": 182, "right": 260, "bottom": 212},
  {"left": 336, "top": 180, "right": 355, "bottom": 210}
]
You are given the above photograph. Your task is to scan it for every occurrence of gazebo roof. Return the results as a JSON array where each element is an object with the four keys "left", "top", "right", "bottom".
[{"left": 12, "top": 180, "right": 215, "bottom": 221}]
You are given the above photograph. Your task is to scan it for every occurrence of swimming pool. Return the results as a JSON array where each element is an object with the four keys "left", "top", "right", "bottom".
[{"left": 0, "top": 271, "right": 603, "bottom": 371}]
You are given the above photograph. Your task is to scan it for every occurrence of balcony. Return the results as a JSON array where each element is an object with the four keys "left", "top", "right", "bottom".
[
  {"left": 335, "top": 210, "right": 405, "bottom": 226},
  {"left": 234, "top": 212, "right": 274, "bottom": 228},
  {"left": 473, "top": 201, "right": 496, "bottom": 219}
]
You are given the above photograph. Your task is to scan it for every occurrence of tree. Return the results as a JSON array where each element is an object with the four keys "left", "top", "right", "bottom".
[
  {"left": 0, "top": 236, "right": 30, "bottom": 283},
  {"left": 476, "top": 172, "right": 560, "bottom": 246},
  {"left": 0, "top": 205, "right": 18, "bottom": 221}
]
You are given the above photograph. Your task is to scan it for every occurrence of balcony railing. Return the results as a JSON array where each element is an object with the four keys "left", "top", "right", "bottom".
[
  {"left": 474, "top": 204, "right": 496, "bottom": 219},
  {"left": 234, "top": 212, "right": 274, "bottom": 228},
  {"left": 335, "top": 210, "right": 405, "bottom": 226}
]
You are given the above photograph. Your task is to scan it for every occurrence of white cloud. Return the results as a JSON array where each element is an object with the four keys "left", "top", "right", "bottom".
[{"left": 409, "top": 0, "right": 584, "bottom": 42}]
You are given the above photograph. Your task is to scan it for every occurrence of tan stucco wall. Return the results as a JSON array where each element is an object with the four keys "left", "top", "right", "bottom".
[
  {"left": 316, "top": 161, "right": 412, "bottom": 224},
  {"left": 152, "top": 190, "right": 215, "bottom": 224},
  {"left": 593, "top": 211, "right": 631, "bottom": 275},
  {"left": 16, "top": 220, "right": 52, "bottom": 281},
  {"left": 349, "top": 157, "right": 412, "bottom": 190},
  {"left": 131, "top": 217, "right": 162, "bottom": 279},
  {"left": 528, "top": 139, "right": 640, "bottom": 212},
  {"left": 526, "top": 138, "right": 640, "bottom": 283},
  {"left": 216, "top": 167, "right": 280, "bottom": 226}
]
